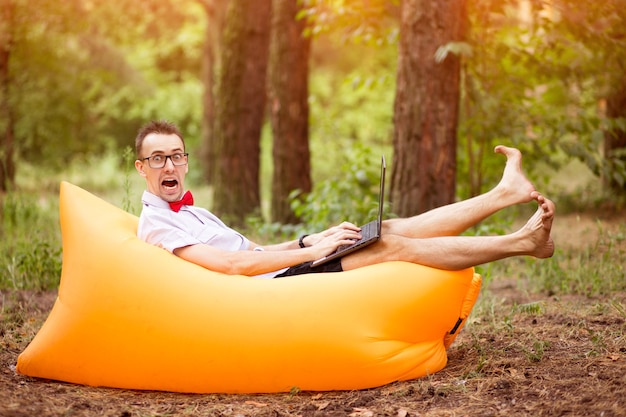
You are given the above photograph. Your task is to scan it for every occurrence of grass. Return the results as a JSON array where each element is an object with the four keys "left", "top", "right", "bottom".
[
  {"left": 477, "top": 217, "right": 626, "bottom": 298},
  {"left": 0, "top": 192, "right": 62, "bottom": 290}
]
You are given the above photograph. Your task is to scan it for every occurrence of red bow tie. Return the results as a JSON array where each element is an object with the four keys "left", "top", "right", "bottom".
[{"left": 168, "top": 191, "right": 194, "bottom": 212}]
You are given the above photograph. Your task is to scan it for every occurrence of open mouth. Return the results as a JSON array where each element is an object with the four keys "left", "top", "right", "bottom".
[{"left": 162, "top": 179, "right": 178, "bottom": 189}]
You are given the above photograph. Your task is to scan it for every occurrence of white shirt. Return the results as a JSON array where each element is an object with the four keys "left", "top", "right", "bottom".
[{"left": 137, "top": 191, "right": 285, "bottom": 279}]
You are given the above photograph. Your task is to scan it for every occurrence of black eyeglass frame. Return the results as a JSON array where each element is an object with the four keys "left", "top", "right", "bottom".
[{"left": 141, "top": 153, "right": 189, "bottom": 169}]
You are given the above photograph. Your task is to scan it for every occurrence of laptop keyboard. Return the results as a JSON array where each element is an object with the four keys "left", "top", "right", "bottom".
[
  {"left": 335, "top": 220, "right": 377, "bottom": 254},
  {"left": 360, "top": 221, "right": 377, "bottom": 240}
]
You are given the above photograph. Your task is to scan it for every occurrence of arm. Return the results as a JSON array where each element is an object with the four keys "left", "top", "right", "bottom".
[
  {"left": 175, "top": 224, "right": 361, "bottom": 276},
  {"left": 175, "top": 244, "right": 315, "bottom": 276},
  {"left": 250, "top": 222, "right": 362, "bottom": 251}
]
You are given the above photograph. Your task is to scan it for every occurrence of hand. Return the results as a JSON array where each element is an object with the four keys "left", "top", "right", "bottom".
[
  {"left": 305, "top": 222, "right": 361, "bottom": 247},
  {"left": 306, "top": 223, "right": 362, "bottom": 259}
]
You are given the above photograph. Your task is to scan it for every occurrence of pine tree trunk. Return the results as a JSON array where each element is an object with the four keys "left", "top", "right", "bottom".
[
  {"left": 211, "top": 0, "right": 272, "bottom": 225},
  {"left": 391, "top": 0, "right": 466, "bottom": 216},
  {"left": 0, "top": 0, "right": 15, "bottom": 192},
  {"left": 198, "top": 0, "right": 228, "bottom": 184},
  {"left": 268, "top": 0, "right": 311, "bottom": 224}
]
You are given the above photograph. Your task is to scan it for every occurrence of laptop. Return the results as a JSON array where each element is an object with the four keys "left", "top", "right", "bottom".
[{"left": 311, "top": 155, "right": 386, "bottom": 267}]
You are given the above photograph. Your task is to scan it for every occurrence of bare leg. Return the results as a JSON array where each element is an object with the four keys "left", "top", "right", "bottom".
[
  {"left": 383, "top": 146, "right": 537, "bottom": 238},
  {"left": 343, "top": 193, "right": 555, "bottom": 271}
]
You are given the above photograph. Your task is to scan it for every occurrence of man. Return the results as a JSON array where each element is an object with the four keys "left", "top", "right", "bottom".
[{"left": 135, "top": 120, "right": 555, "bottom": 279}]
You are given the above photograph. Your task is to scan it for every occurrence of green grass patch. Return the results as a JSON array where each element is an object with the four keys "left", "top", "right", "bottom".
[
  {"left": 477, "top": 219, "right": 626, "bottom": 298},
  {"left": 0, "top": 192, "right": 62, "bottom": 290}
]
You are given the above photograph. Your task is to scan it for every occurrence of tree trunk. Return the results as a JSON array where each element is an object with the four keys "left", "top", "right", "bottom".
[
  {"left": 268, "top": 0, "right": 311, "bottom": 224},
  {"left": 211, "top": 0, "right": 272, "bottom": 225},
  {"left": 0, "top": 0, "right": 15, "bottom": 192},
  {"left": 198, "top": 0, "right": 227, "bottom": 183},
  {"left": 604, "top": 74, "right": 626, "bottom": 193},
  {"left": 391, "top": 0, "right": 466, "bottom": 216}
]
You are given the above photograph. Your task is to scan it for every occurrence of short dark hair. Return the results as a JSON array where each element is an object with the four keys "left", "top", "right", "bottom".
[{"left": 135, "top": 120, "right": 184, "bottom": 157}]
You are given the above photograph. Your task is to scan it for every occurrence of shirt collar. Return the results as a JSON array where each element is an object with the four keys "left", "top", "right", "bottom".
[{"left": 141, "top": 190, "right": 171, "bottom": 210}]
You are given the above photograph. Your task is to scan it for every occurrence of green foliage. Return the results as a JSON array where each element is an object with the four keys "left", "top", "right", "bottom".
[
  {"left": 290, "top": 144, "right": 391, "bottom": 232},
  {"left": 299, "top": 0, "right": 399, "bottom": 46},
  {"left": 6, "top": 0, "right": 204, "bottom": 169},
  {"left": 244, "top": 216, "right": 304, "bottom": 244},
  {"left": 307, "top": 40, "right": 395, "bottom": 189},
  {"left": 309, "top": 67, "right": 394, "bottom": 161},
  {"left": 457, "top": 0, "right": 626, "bottom": 199},
  {"left": 0, "top": 193, "right": 61, "bottom": 291}
]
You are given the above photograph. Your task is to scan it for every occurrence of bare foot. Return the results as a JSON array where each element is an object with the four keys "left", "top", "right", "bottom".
[
  {"left": 494, "top": 145, "right": 536, "bottom": 205},
  {"left": 531, "top": 191, "right": 555, "bottom": 231},
  {"left": 521, "top": 192, "right": 555, "bottom": 259}
]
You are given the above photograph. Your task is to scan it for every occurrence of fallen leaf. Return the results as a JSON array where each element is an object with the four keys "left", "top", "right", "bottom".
[{"left": 317, "top": 401, "right": 330, "bottom": 410}]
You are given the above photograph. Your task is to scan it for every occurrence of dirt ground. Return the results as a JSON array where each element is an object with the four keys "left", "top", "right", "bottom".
[{"left": 1, "top": 213, "right": 625, "bottom": 417}]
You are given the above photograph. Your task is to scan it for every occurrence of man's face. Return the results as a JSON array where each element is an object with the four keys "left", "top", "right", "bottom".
[{"left": 135, "top": 133, "right": 188, "bottom": 202}]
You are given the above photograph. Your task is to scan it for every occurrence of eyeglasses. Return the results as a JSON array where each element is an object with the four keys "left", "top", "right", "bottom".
[{"left": 142, "top": 153, "right": 189, "bottom": 169}]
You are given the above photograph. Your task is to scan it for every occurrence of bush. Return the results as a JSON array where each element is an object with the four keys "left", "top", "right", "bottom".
[{"left": 290, "top": 144, "right": 392, "bottom": 232}]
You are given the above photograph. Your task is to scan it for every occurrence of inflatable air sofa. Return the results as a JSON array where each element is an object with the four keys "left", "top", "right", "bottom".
[{"left": 17, "top": 182, "right": 481, "bottom": 394}]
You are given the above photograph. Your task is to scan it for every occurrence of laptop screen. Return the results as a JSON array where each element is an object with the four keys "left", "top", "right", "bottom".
[{"left": 377, "top": 155, "right": 386, "bottom": 234}]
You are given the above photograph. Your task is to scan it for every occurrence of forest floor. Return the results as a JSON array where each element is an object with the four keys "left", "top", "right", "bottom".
[{"left": 1, "top": 211, "right": 625, "bottom": 417}]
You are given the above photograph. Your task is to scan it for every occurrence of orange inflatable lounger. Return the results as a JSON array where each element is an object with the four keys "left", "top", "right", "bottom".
[{"left": 16, "top": 182, "right": 481, "bottom": 394}]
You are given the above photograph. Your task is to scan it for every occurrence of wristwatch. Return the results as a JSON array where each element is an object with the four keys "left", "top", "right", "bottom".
[{"left": 298, "top": 234, "right": 309, "bottom": 248}]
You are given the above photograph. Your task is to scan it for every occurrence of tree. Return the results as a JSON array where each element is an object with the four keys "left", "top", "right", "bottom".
[
  {"left": 0, "top": 0, "right": 15, "bottom": 191},
  {"left": 536, "top": 0, "right": 626, "bottom": 193},
  {"left": 197, "top": 0, "right": 228, "bottom": 183},
  {"left": 0, "top": 0, "right": 204, "bottom": 189},
  {"left": 209, "top": 0, "right": 272, "bottom": 225},
  {"left": 604, "top": 75, "right": 626, "bottom": 192},
  {"left": 589, "top": 1, "right": 626, "bottom": 192},
  {"left": 268, "top": 0, "right": 312, "bottom": 224},
  {"left": 518, "top": 0, "right": 625, "bottom": 194},
  {"left": 391, "top": 0, "right": 467, "bottom": 216},
  {"left": 0, "top": 0, "right": 97, "bottom": 178}
]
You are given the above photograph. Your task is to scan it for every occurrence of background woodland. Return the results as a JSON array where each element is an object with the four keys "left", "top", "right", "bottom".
[{"left": 0, "top": 0, "right": 624, "bottom": 228}]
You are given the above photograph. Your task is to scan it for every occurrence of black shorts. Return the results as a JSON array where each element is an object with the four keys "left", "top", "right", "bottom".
[{"left": 273, "top": 258, "right": 343, "bottom": 278}]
